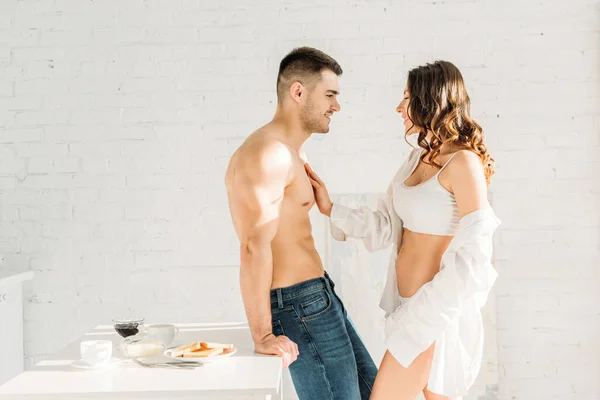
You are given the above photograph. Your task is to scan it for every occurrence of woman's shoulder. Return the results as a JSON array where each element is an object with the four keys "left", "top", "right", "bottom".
[{"left": 444, "top": 149, "right": 484, "bottom": 176}]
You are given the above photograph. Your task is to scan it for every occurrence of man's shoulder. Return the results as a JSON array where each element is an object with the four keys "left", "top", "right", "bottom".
[
  {"left": 234, "top": 133, "right": 293, "bottom": 182},
  {"left": 241, "top": 134, "right": 292, "bottom": 163}
]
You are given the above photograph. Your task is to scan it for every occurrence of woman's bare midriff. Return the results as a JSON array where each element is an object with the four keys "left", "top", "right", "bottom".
[{"left": 395, "top": 228, "right": 454, "bottom": 298}]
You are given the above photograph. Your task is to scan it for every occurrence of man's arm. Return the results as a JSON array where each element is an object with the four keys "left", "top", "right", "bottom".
[{"left": 227, "top": 140, "right": 299, "bottom": 367}]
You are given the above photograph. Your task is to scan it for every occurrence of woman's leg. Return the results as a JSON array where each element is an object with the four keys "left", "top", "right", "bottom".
[
  {"left": 369, "top": 343, "right": 435, "bottom": 400},
  {"left": 423, "top": 388, "right": 451, "bottom": 400}
]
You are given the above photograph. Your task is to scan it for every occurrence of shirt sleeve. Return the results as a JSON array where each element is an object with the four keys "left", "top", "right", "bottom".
[
  {"left": 383, "top": 207, "right": 501, "bottom": 367},
  {"left": 327, "top": 149, "right": 419, "bottom": 252},
  {"left": 328, "top": 183, "right": 401, "bottom": 252}
]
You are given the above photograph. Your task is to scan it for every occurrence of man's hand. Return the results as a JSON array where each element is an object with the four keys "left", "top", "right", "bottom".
[
  {"left": 255, "top": 333, "right": 299, "bottom": 368},
  {"left": 305, "top": 163, "right": 333, "bottom": 217}
]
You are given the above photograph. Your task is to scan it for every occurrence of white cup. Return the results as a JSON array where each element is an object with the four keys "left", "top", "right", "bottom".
[
  {"left": 144, "top": 324, "right": 179, "bottom": 346},
  {"left": 80, "top": 340, "right": 112, "bottom": 366}
]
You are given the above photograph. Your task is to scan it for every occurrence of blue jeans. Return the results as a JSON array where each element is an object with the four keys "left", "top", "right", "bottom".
[{"left": 270, "top": 271, "right": 378, "bottom": 400}]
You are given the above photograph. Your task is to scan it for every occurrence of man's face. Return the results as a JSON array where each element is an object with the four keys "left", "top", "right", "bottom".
[{"left": 300, "top": 70, "right": 341, "bottom": 134}]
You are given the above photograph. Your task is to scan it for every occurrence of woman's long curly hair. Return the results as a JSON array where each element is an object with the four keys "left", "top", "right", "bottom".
[{"left": 405, "top": 60, "right": 494, "bottom": 185}]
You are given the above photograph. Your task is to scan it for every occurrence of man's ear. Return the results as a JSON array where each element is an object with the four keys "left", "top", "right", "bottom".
[{"left": 289, "top": 81, "right": 304, "bottom": 103}]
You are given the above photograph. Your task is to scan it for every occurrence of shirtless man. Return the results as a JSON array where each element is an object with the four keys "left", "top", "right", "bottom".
[{"left": 225, "top": 47, "right": 378, "bottom": 399}]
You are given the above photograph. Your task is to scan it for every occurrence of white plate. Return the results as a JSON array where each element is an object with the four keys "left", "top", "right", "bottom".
[
  {"left": 71, "top": 357, "right": 121, "bottom": 370},
  {"left": 163, "top": 347, "right": 238, "bottom": 364}
]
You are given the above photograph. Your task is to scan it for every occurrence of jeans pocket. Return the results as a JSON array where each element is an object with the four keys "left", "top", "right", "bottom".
[
  {"left": 300, "top": 291, "right": 332, "bottom": 321},
  {"left": 272, "top": 319, "right": 285, "bottom": 337}
]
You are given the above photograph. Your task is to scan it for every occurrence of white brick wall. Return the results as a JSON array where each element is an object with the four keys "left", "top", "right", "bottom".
[{"left": 0, "top": 1, "right": 598, "bottom": 399}]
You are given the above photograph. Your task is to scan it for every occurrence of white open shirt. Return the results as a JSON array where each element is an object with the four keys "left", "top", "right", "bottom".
[{"left": 329, "top": 149, "right": 501, "bottom": 397}]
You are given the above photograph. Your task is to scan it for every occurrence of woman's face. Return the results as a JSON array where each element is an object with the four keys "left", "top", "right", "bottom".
[{"left": 396, "top": 86, "right": 420, "bottom": 135}]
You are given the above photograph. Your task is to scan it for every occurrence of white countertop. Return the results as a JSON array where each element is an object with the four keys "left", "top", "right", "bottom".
[
  {"left": 0, "top": 322, "right": 283, "bottom": 399},
  {"left": 0, "top": 271, "right": 34, "bottom": 288}
]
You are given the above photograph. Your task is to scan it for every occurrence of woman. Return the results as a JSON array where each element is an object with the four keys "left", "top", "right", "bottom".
[{"left": 305, "top": 60, "right": 501, "bottom": 400}]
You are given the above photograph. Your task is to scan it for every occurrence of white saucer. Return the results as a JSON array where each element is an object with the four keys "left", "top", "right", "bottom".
[{"left": 71, "top": 358, "right": 120, "bottom": 370}]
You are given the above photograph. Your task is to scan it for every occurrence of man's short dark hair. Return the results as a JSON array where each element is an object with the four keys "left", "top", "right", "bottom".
[{"left": 276, "top": 47, "right": 343, "bottom": 102}]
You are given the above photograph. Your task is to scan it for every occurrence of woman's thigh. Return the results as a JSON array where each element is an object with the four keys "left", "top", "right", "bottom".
[{"left": 369, "top": 343, "right": 436, "bottom": 400}]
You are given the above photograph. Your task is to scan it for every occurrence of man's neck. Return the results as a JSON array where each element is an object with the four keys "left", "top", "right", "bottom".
[{"left": 270, "top": 108, "right": 311, "bottom": 152}]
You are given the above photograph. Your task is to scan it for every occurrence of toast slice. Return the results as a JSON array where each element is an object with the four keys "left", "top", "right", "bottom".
[
  {"left": 182, "top": 347, "right": 224, "bottom": 358},
  {"left": 200, "top": 342, "right": 234, "bottom": 350},
  {"left": 171, "top": 341, "right": 203, "bottom": 357}
]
